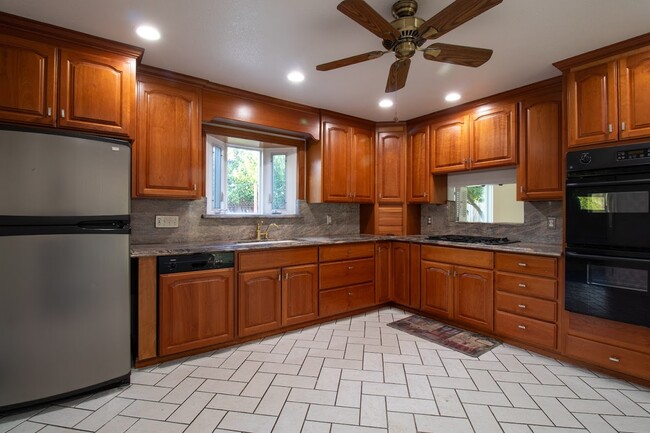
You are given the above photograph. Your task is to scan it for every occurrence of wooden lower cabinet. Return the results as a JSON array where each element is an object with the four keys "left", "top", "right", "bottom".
[
  {"left": 391, "top": 242, "right": 410, "bottom": 306},
  {"left": 454, "top": 266, "right": 493, "bottom": 331},
  {"left": 319, "top": 283, "right": 375, "bottom": 317},
  {"left": 495, "top": 310, "right": 557, "bottom": 349},
  {"left": 238, "top": 269, "right": 282, "bottom": 337},
  {"left": 282, "top": 264, "right": 318, "bottom": 327},
  {"left": 421, "top": 261, "right": 454, "bottom": 320},
  {"left": 159, "top": 268, "right": 234, "bottom": 356},
  {"left": 375, "top": 241, "right": 391, "bottom": 303}
]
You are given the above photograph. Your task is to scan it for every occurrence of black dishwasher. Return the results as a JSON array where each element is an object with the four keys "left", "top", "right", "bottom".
[{"left": 158, "top": 251, "right": 234, "bottom": 274}]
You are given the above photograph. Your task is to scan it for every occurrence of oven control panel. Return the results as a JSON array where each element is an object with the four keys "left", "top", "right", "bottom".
[{"left": 617, "top": 148, "right": 650, "bottom": 161}]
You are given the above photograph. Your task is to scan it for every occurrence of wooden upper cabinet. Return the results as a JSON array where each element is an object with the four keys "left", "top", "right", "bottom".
[
  {"left": 619, "top": 48, "right": 650, "bottom": 140},
  {"left": 323, "top": 122, "right": 352, "bottom": 202},
  {"left": 134, "top": 77, "right": 202, "bottom": 199},
  {"left": 58, "top": 48, "right": 135, "bottom": 137},
  {"left": 518, "top": 85, "right": 563, "bottom": 201},
  {"left": 407, "top": 124, "right": 430, "bottom": 203},
  {"left": 470, "top": 102, "right": 517, "bottom": 170},
  {"left": 567, "top": 61, "right": 618, "bottom": 146},
  {"left": 430, "top": 114, "right": 469, "bottom": 173},
  {"left": 350, "top": 127, "right": 375, "bottom": 203},
  {"left": 322, "top": 119, "right": 374, "bottom": 203},
  {"left": 0, "top": 34, "right": 56, "bottom": 126},
  {"left": 377, "top": 129, "right": 405, "bottom": 203}
]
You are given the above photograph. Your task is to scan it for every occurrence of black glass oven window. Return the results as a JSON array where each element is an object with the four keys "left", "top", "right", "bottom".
[
  {"left": 577, "top": 191, "right": 649, "bottom": 214},
  {"left": 588, "top": 264, "right": 648, "bottom": 292}
]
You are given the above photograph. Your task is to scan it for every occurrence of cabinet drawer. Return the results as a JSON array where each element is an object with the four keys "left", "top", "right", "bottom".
[
  {"left": 495, "top": 311, "right": 557, "bottom": 350},
  {"left": 319, "top": 283, "right": 375, "bottom": 317},
  {"left": 238, "top": 247, "right": 318, "bottom": 272},
  {"left": 495, "top": 272, "right": 557, "bottom": 300},
  {"left": 320, "top": 258, "right": 374, "bottom": 290},
  {"left": 421, "top": 245, "right": 493, "bottom": 269},
  {"left": 496, "top": 291, "right": 556, "bottom": 322},
  {"left": 495, "top": 253, "right": 557, "bottom": 278},
  {"left": 319, "top": 242, "right": 375, "bottom": 262},
  {"left": 565, "top": 335, "right": 650, "bottom": 382}
]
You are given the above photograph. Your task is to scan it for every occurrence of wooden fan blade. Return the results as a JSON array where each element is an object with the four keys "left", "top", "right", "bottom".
[
  {"left": 423, "top": 43, "right": 493, "bottom": 67},
  {"left": 316, "top": 51, "right": 385, "bottom": 71},
  {"left": 337, "top": 0, "right": 400, "bottom": 42},
  {"left": 419, "top": 0, "right": 502, "bottom": 39},
  {"left": 386, "top": 59, "right": 411, "bottom": 93}
]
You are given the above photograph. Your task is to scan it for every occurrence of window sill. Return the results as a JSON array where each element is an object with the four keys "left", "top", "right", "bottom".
[{"left": 202, "top": 213, "right": 302, "bottom": 220}]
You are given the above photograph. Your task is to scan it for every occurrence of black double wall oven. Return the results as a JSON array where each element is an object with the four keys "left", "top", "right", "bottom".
[{"left": 565, "top": 143, "right": 650, "bottom": 328}]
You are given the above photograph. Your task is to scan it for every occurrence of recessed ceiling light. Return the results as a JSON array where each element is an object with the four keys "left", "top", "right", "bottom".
[
  {"left": 287, "top": 71, "right": 305, "bottom": 83},
  {"left": 379, "top": 99, "right": 393, "bottom": 108},
  {"left": 135, "top": 25, "right": 161, "bottom": 41},
  {"left": 445, "top": 92, "right": 461, "bottom": 102}
]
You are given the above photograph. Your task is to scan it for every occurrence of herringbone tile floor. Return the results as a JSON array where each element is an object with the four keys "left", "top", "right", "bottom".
[{"left": 2, "top": 307, "right": 649, "bottom": 433}]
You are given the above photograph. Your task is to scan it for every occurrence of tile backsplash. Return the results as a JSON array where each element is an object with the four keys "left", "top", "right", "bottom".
[{"left": 130, "top": 198, "right": 360, "bottom": 244}]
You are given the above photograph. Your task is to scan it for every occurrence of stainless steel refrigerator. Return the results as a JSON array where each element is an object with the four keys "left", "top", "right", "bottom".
[{"left": 0, "top": 128, "right": 131, "bottom": 411}]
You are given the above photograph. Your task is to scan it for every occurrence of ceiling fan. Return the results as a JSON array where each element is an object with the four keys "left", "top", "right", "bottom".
[{"left": 316, "top": 0, "right": 502, "bottom": 92}]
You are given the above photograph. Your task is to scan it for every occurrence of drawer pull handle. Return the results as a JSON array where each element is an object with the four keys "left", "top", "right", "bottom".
[
  {"left": 348, "top": 266, "right": 354, "bottom": 270},
  {"left": 517, "top": 304, "right": 527, "bottom": 309},
  {"left": 609, "top": 356, "right": 620, "bottom": 363},
  {"left": 518, "top": 283, "right": 527, "bottom": 288},
  {"left": 517, "top": 325, "right": 527, "bottom": 330},
  {"left": 348, "top": 292, "right": 353, "bottom": 296},
  {"left": 517, "top": 262, "right": 527, "bottom": 267}
]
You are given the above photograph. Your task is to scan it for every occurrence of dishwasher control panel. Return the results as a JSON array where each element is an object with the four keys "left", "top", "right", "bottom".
[{"left": 158, "top": 251, "right": 234, "bottom": 274}]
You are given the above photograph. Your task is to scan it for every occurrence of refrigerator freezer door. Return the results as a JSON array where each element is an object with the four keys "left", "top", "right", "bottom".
[
  {"left": 0, "top": 129, "right": 130, "bottom": 217},
  {"left": 0, "top": 233, "right": 131, "bottom": 408}
]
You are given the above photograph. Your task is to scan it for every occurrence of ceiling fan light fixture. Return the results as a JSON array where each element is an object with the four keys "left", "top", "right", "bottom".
[
  {"left": 379, "top": 99, "right": 394, "bottom": 108},
  {"left": 287, "top": 71, "right": 305, "bottom": 83},
  {"left": 135, "top": 25, "right": 160, "bottom": 41},
  {"left": 445, "top": 92, "right": 461, "bottom": 102}
]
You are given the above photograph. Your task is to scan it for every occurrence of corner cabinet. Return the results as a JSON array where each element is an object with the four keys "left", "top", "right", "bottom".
[
  {"left": 0, "top": 32, "right": 138, "bottom": 138},
  {"left": 133, "top": 75, "right": 202, "bottom": 199},
  {"left": 321, "top": 117, "right": 374, "bottom": 203},
  {"left": 565, "top": 47, "right": 650, "bottom": 147}
]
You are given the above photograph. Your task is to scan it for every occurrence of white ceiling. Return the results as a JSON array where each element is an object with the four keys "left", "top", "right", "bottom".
[{"left": 2, "top": 0, "right": 650, "bottom": 121}]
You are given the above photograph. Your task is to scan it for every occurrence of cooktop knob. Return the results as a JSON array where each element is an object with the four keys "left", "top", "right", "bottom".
[{"left": 579, "top": 153, "right": 592, "bottom": 164}]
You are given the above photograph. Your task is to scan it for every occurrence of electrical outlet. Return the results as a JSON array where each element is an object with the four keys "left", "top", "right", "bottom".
[
  {"left": 326, "top": 215, "right": 332, "bottom": 225},
  {"left": 547, "top": 217, "right": 556, "bottom": 229},
  {"left": 427, "top": 217, "right": 432, "bottom": 225},
  {"left": 155, "top": 215, "right": 179, "bottom": 228}
]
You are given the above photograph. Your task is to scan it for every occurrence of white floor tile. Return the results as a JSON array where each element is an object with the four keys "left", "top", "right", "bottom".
[
  {"left": 360, "top": 395, "right": 387, "bottom": 428},
  {"left": 95, "top": 415, "right": 137, "bottom": 433},
  {"left": 206, "top": 394, "right": 260, "bottom": 413},
  {"left": 273, "top": 402, "right": 308, "bottom": 433},
  {"left": 387, "top": 411, "right": 417, "bottom": 433},
  {"left": 414, "top": 414, "right": 474, "bottom": 433},
  {"left": 30, "top": 406, "right": 92, "bottom": 428},
  {"left": 120, "top": 400, "right": 178, "bottom": 421},
  {"left": 183, "top": 408, "right": 226, "bottom": 433},
  {"left": 167, "top": 391, "right": 213, "bottom": 424},
  {"left": 337, "top": 380, "right": 362, "bottom": 408},
  {"left": 73, "top": 397, "right": 132, "bottom": 431},
  {"left": 124, "top": 418, "right": 186, "bottom": 433},
  {"left": 218, "top": 412, "right": 276, "bottom": 433},
  {"left": 307, "top": 404, "right": 359, "bottom": 425},
  {"left": 255, "top": 386, "right": 291, "bottom": 416}
]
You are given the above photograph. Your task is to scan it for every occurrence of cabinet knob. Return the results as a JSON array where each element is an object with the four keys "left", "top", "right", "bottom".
[
  {"left": 621, "top": 122, "right": 626, "bottom": 131},
  {"left": 517, "top": 325, "right": 527, "bottom": 330},
  {"left": 517, "top": 262, "right": 527, "bottom": 267},
  {"left": 285, "top": 272, "right": 289, "bottom": 280},
  {"left": 379, "top": 192, "right": 382, "bottom": 199},
  {"left": 47, "top": 107, "right": 52, "bottom": 117},
  {"left": 60, "top": 109, "right": 65, "bottom": 118},
  {"left": 424, "top": 192, "right": 428, "bottom": 197},
  {"left": 608, "top": 356, "right": 620, "bottom": 363},
  {"left": 348, "top": 292, "right": 353, "bottom": 296},
  {"left": 278, "top": 273, "right": 282, "bottom": 281},
  {"left": 608, "top": 123, "right": 613, "bottom": 133},
  {"left": 348, "top": 266, "right": 354, "bottom": 270},
  {"left": 517, "top": 304, "right": 527, "bottom": 309}
]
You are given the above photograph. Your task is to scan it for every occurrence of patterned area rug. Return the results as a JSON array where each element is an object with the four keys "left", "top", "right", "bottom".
[{"left": 388, "top": 315, "right": 501, "bottom": 358}]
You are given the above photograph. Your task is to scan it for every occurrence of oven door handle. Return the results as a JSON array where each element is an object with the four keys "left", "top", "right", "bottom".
[
  {"left": 566, "top": 251, "right": 650, "bottom": 264},
  {"left": 566, "top": 179, "right": 650, "bottom": 188}
]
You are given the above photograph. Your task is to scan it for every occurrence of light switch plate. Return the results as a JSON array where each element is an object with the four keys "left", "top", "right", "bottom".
[{"left": 155, "top": 215, "right": 179, "bottom": 228}]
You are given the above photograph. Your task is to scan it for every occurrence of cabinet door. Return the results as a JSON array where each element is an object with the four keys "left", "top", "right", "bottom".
[
  {"left": 377, "top": 130, "right": 405, "bottom": 203},
  {"left": 409, "top": 243, "right": 421, "bottom": 309},
  {"left": 238, "top": 269, "right": 282, "bottom": 337},
  {"left": 518, "top": 90, "right": 562, "bottom": 201},
  {"left": 430, "top": 114, "right": 469, "bottom": 173},
  {"left": 323, "top": 122, "right": 351, "bottom": 202},
  {"left": 159, "top": 268, "right": 234, "bottom": 356},
  {"left": 0, "top": 35, "right": 56, "bottom": 126},
  {"left": 567, "top": 62, "right": 618, "bottom": 146},
  {"left": 350, "top": 127, "right": 374, "bottom": 203},
  {"left": 619, "top": 49, "right": 650, "bottom": 140},
  {"left": 375, "top": 241, "right": 391, "bottom": 303},
  {"left": 470, "top": 102, "right": 517, "bottom": 170},
  {"left": 282, "top": 264, "right": 318, "bottom": 326},
  {"left": 420, "top": 260, "right": 453, "bottom": 319},
  {"left": 135, "top": 78, "right": 202, "bottom": 198},
  {"left": 58, "top": 48, "right": 135, "bottom": 137},
  {"left": 454, "top": 266, "right": 493, "bottom": 332},
  {"left": 391, "top": 242, "right": 410, "bottom": 306},
  {"left": 407, "top": 124, "right": 430, "bottom": 203}
]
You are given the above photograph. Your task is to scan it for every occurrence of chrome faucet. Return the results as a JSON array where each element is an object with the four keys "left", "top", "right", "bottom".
[{"left": 256, "top": 221, "right": 279, "bottom": 240}]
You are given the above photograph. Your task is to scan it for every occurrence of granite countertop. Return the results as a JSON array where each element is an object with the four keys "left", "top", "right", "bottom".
[{"left": 131, "top": 234, "right": 562, "bottom": 258}]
